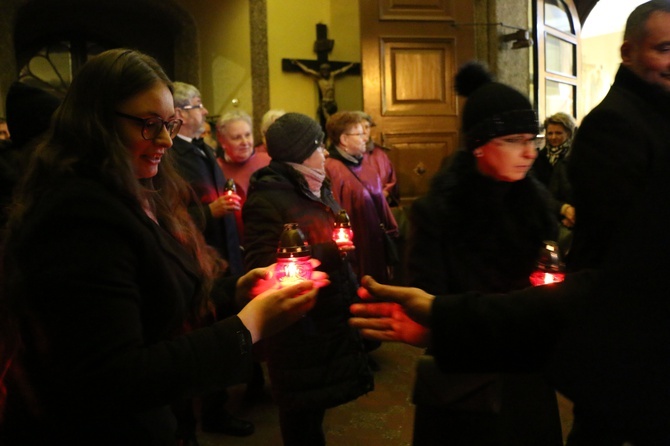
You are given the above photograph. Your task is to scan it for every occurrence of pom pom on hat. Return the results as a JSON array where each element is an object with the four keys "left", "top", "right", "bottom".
[
  {"left": 455, "top": 61, "right": 495, "bottom": 98},
  {"left": 455, "top": 61, "right": 538, "bottom": 151},
  {"left": 266, "top": 113, "right": 325, "bottom": 164}
]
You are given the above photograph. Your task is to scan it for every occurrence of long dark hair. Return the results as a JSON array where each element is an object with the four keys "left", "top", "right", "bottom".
[{"left": 0, "top": 51, "right": 222, "bottom": 407}]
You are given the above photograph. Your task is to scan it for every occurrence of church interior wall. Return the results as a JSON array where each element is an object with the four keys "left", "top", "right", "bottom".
[
  {"left": 266, "top": 0, "right": 362, "bottom": 120},
  {"left": 172, "top": 0, "right": 362, "bottom": 127},
  {"left": 176, "top": 0, "right": 253, "bottom": 121}
]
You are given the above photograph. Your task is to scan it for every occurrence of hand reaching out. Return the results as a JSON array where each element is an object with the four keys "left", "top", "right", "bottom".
[{"left": 349, "top": 275, "right": 434, "bottom": 348}]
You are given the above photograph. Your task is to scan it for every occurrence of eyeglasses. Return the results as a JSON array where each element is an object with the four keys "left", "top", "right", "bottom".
[
  {"left": 493, "top": 136, "right": 542, "bottom": 149},
  {"left": 180, "top": 103, "right": 205, "bottom": 111},
  {"left": 115, "top": 111, "right": 183, "bottom": 140}
]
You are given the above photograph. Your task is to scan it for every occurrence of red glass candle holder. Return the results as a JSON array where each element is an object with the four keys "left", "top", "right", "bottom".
[
  {"left": 224, "top": 178, "right": 237, "bottom": 196},
  {"left": 332, "top": 209, "right": 354, "bottom": 249},
  {"left": 275, "top": 223, "right": 313, "bottom": 285},
  {"left": 529, "top": 241, "right": 565, "bottom": 286}
]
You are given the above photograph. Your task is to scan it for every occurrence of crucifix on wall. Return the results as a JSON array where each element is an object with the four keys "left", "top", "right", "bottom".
[{"left": 282, "top": 23, "right": 361, "bottom": 129}]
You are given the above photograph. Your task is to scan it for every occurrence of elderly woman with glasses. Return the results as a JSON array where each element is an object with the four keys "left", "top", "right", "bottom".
[
  {"left": 324, "top": 111, "right": 399, "bottom": 285},
  {"left": 0, "top": 49, "right": 325, "bottom": 445}
]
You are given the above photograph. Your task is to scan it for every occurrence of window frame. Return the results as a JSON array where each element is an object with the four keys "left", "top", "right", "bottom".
[{"left": 534, "top": 0, "right": 581, "bottom": 123}]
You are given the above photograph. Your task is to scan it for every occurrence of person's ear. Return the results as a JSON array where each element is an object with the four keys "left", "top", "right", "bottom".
[
  {"left": 339, "top": 132, "right": 347, "bottom": 147},
  {"left": 217, "top": 132, "right": 226, "bottom": 149},
  {"left": 621, "top": 41, "right": 632, "bottom": 66}
]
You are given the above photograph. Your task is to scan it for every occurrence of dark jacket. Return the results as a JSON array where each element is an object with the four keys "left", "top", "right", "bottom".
[
  {"left": 567, "top": 65, "right": 670, "bottom": 271},
  {"left": 171, "top": 136, "right": 244, "bottom": 275},
  {"left": 243, "top": 160, "right": 373, "bottom": 410},
  {"left": 408, "top": 150, "right": 561, "bottom": 446},
  {"left": 1, "top": 177, "right": 252, "bottom": 445},
  {"left": 409, "top": 150, "right": 557, "bottom": 295},
  {"left": 431, "top": 188, "right": 670, "bottom": 445},
  {"left": 532, "top": 144, "right": 574, "bottom": 222}
]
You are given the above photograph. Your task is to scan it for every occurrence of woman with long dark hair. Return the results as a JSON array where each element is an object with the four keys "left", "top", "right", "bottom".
[{"left": 0, "top": 49, "right": 321, "bottom": 445}]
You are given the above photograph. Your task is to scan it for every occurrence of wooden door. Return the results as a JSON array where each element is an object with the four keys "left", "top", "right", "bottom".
[{"left": 360, "top": 0, "right": 475, "bottom": 204}]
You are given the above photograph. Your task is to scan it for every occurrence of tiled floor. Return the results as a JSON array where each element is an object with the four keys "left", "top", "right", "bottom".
[
  {"left": 197, "top": 342, "right": 574, "bottom": 445},
  {"left": 198, "top": 342, "right": 423, "bottom": 446}
]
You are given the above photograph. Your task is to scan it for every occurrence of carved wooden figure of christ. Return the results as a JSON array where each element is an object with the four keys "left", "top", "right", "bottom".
[{"left": 282, "top": 23, "right": 360, "bottom": 129}]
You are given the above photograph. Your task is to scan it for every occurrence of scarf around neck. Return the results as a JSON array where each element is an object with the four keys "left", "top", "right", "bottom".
[
  {"left": 288, "top": 162, "right": 326, "bottom": 198},
  {"left": 545, "top": 141, "right": 570, "bottom": 166},
  {"left": 335, "top": 146, "right": 363, "bottom": 165}
]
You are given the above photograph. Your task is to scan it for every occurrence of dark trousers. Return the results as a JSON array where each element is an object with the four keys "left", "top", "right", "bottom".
[{"left": 277, "top": 406, "right": 326, "bottom": 446}]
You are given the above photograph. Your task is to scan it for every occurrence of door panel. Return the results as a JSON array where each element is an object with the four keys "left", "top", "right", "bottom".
[
  {"left": 383, "top": 131, "right": 458, "bottom": 199},
  {"left": 381, "top": 38, "right": 457, "bottom": 116},
  {"left": 361, "top": 0, "right": 474, "bottom": 203},
  {"left": 379, "top": 0, "right": 456, "bottom": 21}
]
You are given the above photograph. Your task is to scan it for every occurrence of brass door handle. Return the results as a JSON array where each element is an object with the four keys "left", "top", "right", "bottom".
[{"left": 414, "top": 162, "right": 427, "bottom": 176}]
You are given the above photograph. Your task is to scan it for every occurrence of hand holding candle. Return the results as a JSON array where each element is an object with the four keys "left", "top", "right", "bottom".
[{"left": 235, "top": 259, "right": 330, "bottom": 309}]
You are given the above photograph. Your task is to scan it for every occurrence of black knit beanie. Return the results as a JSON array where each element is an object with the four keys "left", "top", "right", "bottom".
[
  {"left": 6, "top": 81, "right": 61, "bottom": 148},
  {"left": 266, "top": 113, "right": 325, "bottom": 164},
  {"left": 455, "top": 61, "right": 538, "bottom": 151}
]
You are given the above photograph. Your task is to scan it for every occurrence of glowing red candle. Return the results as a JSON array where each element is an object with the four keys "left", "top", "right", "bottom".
[
  {"left": 332, "top": 210, "right": 354, "bottom": 249},
  {"left": 529, "top": 241, "right": 565, "bottom": 286},
  {"left": 224, "top": 178, "right": 236, "bottom": 196},
  {"left": 275, "top": 223, "right": 313, "bottom": 285}
]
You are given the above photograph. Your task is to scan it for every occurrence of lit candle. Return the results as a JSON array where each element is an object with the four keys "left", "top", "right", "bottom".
[
  {"left": 275, "top": 223, "right": 313, "bottom": 285},
  {"left": 332, "top": 210, "right": 354, "bottom": 250},
  {"left": 529, "top": 241, "right": 565, "bottom": 287},
  {"left": 224, "top": 178, "right": 236, "bottom": 196}
]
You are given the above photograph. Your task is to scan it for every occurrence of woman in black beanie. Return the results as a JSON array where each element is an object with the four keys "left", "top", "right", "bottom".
[
  {"left": 407, "top": 61, "right": 562, "bottom": 445},
  {"left": 243, "top": 112, "right": 373, "bottom": 445}
]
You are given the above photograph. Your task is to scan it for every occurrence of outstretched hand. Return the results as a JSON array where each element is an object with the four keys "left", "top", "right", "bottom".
[{"left": 349, "top": 276, "right": 434, "bottom": 348}]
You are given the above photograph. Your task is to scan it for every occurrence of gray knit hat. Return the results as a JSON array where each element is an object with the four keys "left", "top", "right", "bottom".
[
  {"left": 266, "top": 113, "right": 324, "bottom": 163},
  {"left": 455, "top": 61, "right": 538, "bottom": 151}
]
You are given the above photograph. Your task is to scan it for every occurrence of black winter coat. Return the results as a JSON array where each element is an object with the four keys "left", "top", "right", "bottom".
[
  {"left": 171, "top": 136, "right": 244, "bottom": 275},
  {"left": 1, "top": 177, "right": 252, "bottom": 445},
  {"left": 408, "top": 151, "right": 561, "bottom": 446},
  {"left": 243, "top": 161, "right": 373, "bottom": 410},
  {"left": 409, "top": 150, "right": 557, "bottom": 295},
  {"left": 568, "top": 65, "right": 670, "bottom": 271}
]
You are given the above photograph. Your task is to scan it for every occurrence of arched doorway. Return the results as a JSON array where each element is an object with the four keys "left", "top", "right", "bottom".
[{"left": 1, "top": 0, "right": 199, "bottom": 105}]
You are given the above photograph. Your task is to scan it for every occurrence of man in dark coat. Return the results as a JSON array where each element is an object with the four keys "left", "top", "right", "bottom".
[
  {"left": 169, "top": 82, "right": 252, "bottom": 440},
  {"left": 567, "top": 0, "right": 670, "bottom": 272},
  {"left": 170, "top": 82, "right": 244, "bottom": 276}
]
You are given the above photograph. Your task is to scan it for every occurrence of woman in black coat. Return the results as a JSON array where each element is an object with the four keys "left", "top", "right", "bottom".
[
  {"left": 243, "top": 113, "right": 373, "bottom": 446},
  {"left": 406, "top": 62, "right": 562, "bottom": 445},
  {"left": 0, "top": 49, "right": 319, "bottom": 445}
]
